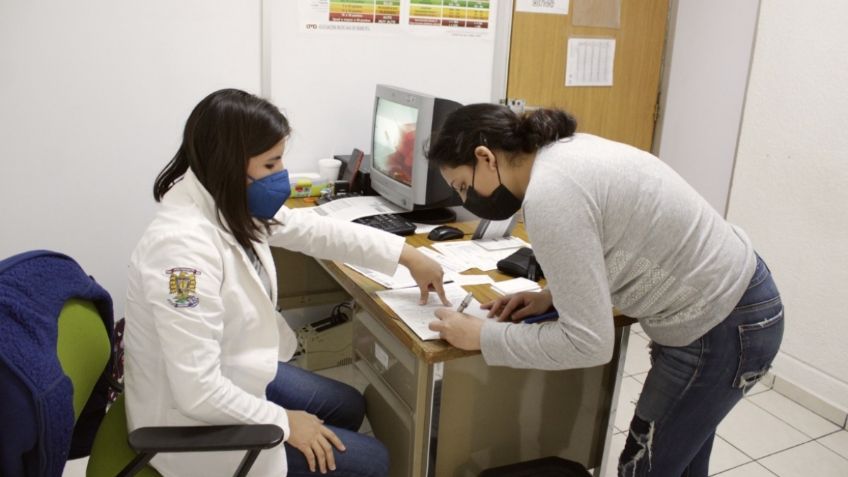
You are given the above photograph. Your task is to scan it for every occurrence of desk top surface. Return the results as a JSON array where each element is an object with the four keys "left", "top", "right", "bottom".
[{"left": 285, "top": 198, "right": 634, "bottom": 364}]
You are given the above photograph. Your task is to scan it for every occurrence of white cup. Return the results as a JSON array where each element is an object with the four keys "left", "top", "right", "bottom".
[{"left": 317, "top": 158, "right": 342, "bottom": 182}]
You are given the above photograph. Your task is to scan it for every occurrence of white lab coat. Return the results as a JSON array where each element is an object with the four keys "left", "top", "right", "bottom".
[{"left": 123, "top": 170, "right": 404, "bottom": 477}]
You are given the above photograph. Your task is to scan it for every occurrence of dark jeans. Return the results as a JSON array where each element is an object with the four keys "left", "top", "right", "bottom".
[
  {"left": 619, "top": 255, "right": 784, "bottom": 476},
  {"left": 266, "top": 362, "right": 389, "bottom": 477}
]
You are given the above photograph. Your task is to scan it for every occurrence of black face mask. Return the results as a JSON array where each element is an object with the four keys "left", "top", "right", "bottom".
[{"left": 463, "top": 159, "right": 523, "bottom": 221}]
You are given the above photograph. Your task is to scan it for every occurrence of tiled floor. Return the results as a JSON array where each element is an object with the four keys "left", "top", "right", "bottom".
[
  {"left": 62, "top": 327, "right": 848, "bottom": 476},
  {"left": 599, "top": 326, "right": 848, "bottom": 476}
]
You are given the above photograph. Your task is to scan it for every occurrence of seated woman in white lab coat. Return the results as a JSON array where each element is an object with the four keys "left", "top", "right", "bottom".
[{"left": 123, "top": 89, "right": 449, "bottom": 477}]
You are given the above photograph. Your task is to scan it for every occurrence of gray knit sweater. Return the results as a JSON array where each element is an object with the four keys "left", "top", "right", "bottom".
[{"left": 480, "top": 134, "right": 756, "bottom": 370}]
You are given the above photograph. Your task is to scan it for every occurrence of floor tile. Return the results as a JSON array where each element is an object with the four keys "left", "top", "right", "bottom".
[
  {"left": 613, "top": 376, "right": 643, "bottom": 432},
  {"left": 759, "top": 441, "right": 848, "bottom": 477},
  {"left": 631, "top": 371, "right": 648, "bottom": 384},
  {"left": 818, "top": 430, "right": 848, "bottom": 460},
  {"left": 717, "top": 399, "right": 809, "bottom": 459},
  {"left": 709, "top": 436, "right": 752, "bottom": 475},
  {"left": 62, "top": 457, "right": 87, "bottom": 477},
  {"left": 712, "top": 461, "right": 777, "bottom": 476},
  {"left": 623, "top": 333, "right": 651, "bottom": 376},
  {"left": 748, "top": 390, "right": 840, "bottom": 438},
  {"left": 746, "top": 380, "right": 772, "bottom": 396}
]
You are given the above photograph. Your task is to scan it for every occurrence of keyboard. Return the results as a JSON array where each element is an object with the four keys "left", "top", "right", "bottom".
[{"left": 353, "top": 214, "right": 417, "bottom": 236}]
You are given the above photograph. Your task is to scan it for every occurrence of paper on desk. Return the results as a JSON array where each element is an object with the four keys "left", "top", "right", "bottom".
[
  {"left": 345, "top": 263, "right": 417, "bottom": 289},
  {"left": 376, "top": 283, "right": 489, "bottom": 341},
  {"left": 417, "top": 246, "right": 471, "bottom": 273},
  {"left": 450, "top": 274, "right": 496, "bottom": 286},
  {"left": 491, "top": 277, "right": 542, "bottom": 295},
  {"left": 431, "top": 241, "right": 516, "bottom": 271},
  {"left": 473, "top": 236, "right": 530, "bottom": 251},
  {"left": 413, "top": 223, "right": 440, "bottom": 235},
  {"left": 311, "top": 196, "right": 404, "bottom": 221}
]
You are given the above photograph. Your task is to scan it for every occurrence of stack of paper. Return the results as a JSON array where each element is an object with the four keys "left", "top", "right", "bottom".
[
  {"left": 473, "top": 236, "right": 530, "bottom": 251},
  {"left": 376, "top": 283, "right": 490, "bottom": 341},
  {"left": 417, "top": 246, "right": 471, "bottom": 274},
  {"left": 430, "top": 241, "right": 516, "bottom": 271},
  {"left": 491, "top": 277, "right": 542, "bottom": 295}
]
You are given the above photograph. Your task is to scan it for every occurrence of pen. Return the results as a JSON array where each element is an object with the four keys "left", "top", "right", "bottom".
[
  {"left": 456, "top": 292, "right": 473, "bottom": 313},
  {"left": 523, "top": 310, "right": 559, "bottom": 324}
]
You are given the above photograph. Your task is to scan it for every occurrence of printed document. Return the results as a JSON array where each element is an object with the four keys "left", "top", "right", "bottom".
[
  {"left": 310, "top": 196, "right": 404, "bottom": 221},
  {"left": 345, "top": 263, "right": 417, "bottom": 289},
  {"left": 431, "top": 241, "right": 516, "bottom": 271},
  {"left": 376, "top": 283, "right": 490, "bottom": 341}
]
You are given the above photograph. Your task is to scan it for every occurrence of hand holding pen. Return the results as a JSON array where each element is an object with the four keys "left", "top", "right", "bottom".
[
  {"left": 456, "top": 292, "right": 473, "bottom": 313},
  {"left": 430, "top": 292, "right": 484, "bottom": 351}
]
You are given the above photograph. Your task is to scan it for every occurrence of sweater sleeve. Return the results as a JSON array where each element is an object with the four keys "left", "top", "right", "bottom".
[
  {"left": 480, "top": 176, "right": 615, "bottom": 370},
  {"left": 267, "top": 206, "right": 405, "bottom": 276},
  {"left": 139, "top": 233, "right": 291, "bottom": 440}
]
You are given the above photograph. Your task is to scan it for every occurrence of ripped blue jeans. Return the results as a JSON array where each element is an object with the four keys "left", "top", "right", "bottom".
[{"left": 619, "top": 255, "right": 784, "bottom": 476}]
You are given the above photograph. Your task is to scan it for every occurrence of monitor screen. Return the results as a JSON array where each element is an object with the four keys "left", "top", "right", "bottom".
[{"left": 372, "top": 98, "right": 418, "bottom": 187}]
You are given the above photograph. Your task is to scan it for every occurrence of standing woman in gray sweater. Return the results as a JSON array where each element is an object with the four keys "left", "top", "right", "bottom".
[{"left": 426, "top": 103, "right": 783, "bottom": 477}]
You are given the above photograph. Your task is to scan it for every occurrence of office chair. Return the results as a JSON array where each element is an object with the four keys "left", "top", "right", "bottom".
[
  {"left": 58, "top": 298, "right": 282, "bottom": 477},
  {"left": 0, "top": 250, "right": 284, "bottom": 477}
]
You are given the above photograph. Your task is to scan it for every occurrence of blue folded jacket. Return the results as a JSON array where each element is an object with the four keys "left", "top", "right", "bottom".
[{"left": 0, "top": 250, "right": 113, "bottom": 477}]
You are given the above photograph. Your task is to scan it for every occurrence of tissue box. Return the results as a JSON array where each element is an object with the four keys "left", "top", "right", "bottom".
[{"left": 289, "top": 173, "right": 330, "bottom": 198}]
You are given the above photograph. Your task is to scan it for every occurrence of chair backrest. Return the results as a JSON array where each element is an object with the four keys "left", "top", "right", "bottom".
[
  {"left": 55, "top": 298, "right": 160, "bottom": 477},
  {"left": 56, "top": 299, "right": 111, "bottom": 421}
]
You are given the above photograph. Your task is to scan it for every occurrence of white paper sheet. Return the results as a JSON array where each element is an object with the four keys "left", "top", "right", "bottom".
[
  {"left": 516, "top": 0, "right": 570, "bottom": 15},
  {"left": 450, "top": 274, "right": 496, "bottom": 286},
  {"left": 376, "top": 283, "right": 489, "bottom": 341},
  {"left": 310, "top": 196, "right": 405, "bottom": 221},
  {"left": 344, "top": 263, "right": 417, "bottom": 289},
  {"left": 473, "top": 236, "right": 530, "bottom": 251},
  {"left": 431, "top": 241, "right": 516, "bottom": 271},
  {"left": 417, "top": 246, "right": 471, "bottom": 273},
  {"left": 491, "top": 277, "right": 542, "bottom": 295},
  {"left": 565, "top": 37, "right": 616, "bottom": 87}
]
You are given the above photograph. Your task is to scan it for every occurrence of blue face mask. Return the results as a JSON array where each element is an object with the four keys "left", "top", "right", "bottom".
[{"left": 247, "top": 170, "right": 291, "bottom": 219}]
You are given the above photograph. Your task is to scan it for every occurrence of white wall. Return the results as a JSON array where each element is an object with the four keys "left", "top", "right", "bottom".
[
  {"left": 0, "top": 1, "right": 262, "bottom": 314},
  {"left": 654, "top": 0, "right": 760, "bottom": 214},
  {"left": 727, "top": 0, "right": 848, "bottom": 411}
]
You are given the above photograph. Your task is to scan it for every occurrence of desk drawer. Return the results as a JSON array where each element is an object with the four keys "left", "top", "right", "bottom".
[{"left": 353, "top": 311, "right": 418, "bottom": 412}]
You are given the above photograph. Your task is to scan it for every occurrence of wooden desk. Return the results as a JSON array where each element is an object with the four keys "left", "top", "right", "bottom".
[{"left": 274, "top": 200, "right": 634, "bottom": 477}]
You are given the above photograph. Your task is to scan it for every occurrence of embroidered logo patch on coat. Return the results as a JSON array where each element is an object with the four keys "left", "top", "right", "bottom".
[{"left": 165, "top": 267, "right": 202, "bottom": 308}]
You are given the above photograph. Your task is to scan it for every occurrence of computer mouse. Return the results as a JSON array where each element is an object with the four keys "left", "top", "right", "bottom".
[{"left": 427, "top": 225, "right": 465, "bottom": 241}]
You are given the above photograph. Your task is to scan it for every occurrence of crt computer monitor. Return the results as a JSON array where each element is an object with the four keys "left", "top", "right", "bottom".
[{"left": 369, "top": 85, "right": 463, "bottom": 216}]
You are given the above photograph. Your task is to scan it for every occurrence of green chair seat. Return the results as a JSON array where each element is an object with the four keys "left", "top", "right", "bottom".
[{"left": 56, "top": 298, "right": 160, "bottom": 476}]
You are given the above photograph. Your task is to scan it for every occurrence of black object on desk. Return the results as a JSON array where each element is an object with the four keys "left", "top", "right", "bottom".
[
  {"left": 496, "top": 247, "right": 544, "bottom": 281},
  {"left": 427, "top": 225, "right": 464, "bottom": 241},
  {"left": 353, "top": 214, "right": 417, "bottom": 236},
  {"left": 314, "top": 192, "right": 416, "bottom": 236}
]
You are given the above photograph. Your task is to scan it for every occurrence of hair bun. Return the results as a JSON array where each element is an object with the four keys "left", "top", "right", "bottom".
[{"left": 517, "top": 109, "right": 577, "bottom": 151}]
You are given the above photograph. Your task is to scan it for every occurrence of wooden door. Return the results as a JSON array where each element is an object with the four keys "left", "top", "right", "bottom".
[{"left": 507, "top": 0, "right": 670, "bottom": 151}]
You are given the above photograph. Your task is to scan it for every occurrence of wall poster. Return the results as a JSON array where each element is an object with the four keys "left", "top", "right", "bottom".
[{"left": 298, "top": 0, "right": 496, "bottom": 38}]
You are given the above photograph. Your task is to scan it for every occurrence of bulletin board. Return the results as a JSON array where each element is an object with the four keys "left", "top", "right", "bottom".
[{"left": 264, "top": 0, "right": 503, "bottom": 172}]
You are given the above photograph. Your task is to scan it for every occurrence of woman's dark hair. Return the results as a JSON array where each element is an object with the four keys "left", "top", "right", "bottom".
[
  {"left": 426, "top": 103, "right": 577, "bottom": 168},
  {"left": 154, "top": 89, "right": 291, "bottom": 249}
]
